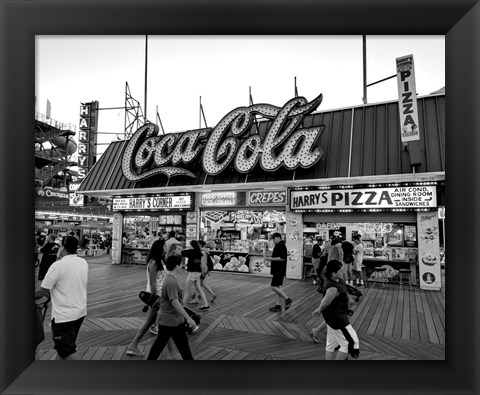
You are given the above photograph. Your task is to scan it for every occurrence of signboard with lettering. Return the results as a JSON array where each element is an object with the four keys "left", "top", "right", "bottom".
[
  {"left": 111, "top": 213, "right": 123, "bottom": 264},
  {"left": 290, "top": 185, "right": 437, "bottom": 211},
  {"left": 78, "top": 101, "right": 99, "bottom": 179},
  {"left": 121, "top": 95, "right": 325, "bottom": 181},
  {"left": 112, "top": 193, "right": 194, "bottom": 211},
  {"left": 68, "top": 182, "right": 85, "bottom": 207},
  {"left": 36, "top": 187, "right": 69, "bottom": 200},
  {"left": 396, "top": 55, "right": 420, "bottom": 143},
  {"left": 248, "top": 191, "right": 287, "bottom": 205},
  {"left": 417, "top": 211, "right": 441, "bottom": 290},
  {"left": 201, "top": 192, "right": 246, "bottom": 206}
]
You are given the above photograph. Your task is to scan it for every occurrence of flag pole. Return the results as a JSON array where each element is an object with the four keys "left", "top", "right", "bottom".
[
  {"left": 144, "top": 35, "right": 148, "bottom": 120},
  {"left": 362, "top": 35, "right": 367, "bottom": 104}
]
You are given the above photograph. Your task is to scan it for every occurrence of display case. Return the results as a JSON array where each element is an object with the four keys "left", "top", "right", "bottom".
[
  {"left": 302, "top": 226, "right": 320, "bottom": 260},
  {"left": 200, "top": 209, "right": 285, "bottom": 275}
]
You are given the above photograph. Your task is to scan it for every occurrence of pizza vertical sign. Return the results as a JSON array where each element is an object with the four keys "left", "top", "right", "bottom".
[{"left": 396, "top": 54, "right": 420, "bottom": 143}]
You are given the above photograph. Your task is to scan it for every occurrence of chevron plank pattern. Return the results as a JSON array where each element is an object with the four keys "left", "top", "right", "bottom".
[{"left": 35, "top": 255, "right": 445, "bottom": 360}]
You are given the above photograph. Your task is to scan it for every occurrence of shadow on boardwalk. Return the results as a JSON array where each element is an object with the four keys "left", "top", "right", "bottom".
[{"left": 36, "top": 254, "right": 445, "bottom": 360}]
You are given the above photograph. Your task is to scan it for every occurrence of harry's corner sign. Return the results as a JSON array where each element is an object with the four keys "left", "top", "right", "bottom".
[{"left": 122, "top": 94, "right": 325, "bottom": 181}]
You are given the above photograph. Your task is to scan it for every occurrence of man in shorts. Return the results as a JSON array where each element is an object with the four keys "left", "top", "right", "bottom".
[
  {"left": 312, "top": 259, "right": 360, "bottom": 360},
  {"left": 264, "top": 232, "right": 292, "bottom": 312},
  {"left": 35, "top": 236, "right": 88, "bottom": 360}
]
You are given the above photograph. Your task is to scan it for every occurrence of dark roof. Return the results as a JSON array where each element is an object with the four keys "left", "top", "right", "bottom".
[{"left": 78, "top": 94, "right": 445, "bottom": 194}]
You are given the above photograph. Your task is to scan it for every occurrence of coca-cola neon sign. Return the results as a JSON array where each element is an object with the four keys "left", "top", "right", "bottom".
[{"left": 122, "top": 94, "right": 325, "bottom": 181}]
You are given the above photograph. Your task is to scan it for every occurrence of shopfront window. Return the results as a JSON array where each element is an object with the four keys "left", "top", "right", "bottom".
[
  {"left": 199, "top": 209, "right": 285, "bottom": 274},
  {"left": 303, "top": 221, "right": 418, "bottom": 263},
  {"left": 121, "top": 213, "right": 186, "bottom": 264}
]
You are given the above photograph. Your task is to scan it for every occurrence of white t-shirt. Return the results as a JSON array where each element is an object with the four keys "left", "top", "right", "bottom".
[
  {"left": 146, "top": 261, "right": 164, "bottom": 295},
  {"left": 41, "top": 254, "right": 88, "bottom": 323},
  {"left": 353, "top": 242, "right": 364, "bottom": 270},
  {"left": 163, "top": 237, "right": 180, "bottom": 255}
]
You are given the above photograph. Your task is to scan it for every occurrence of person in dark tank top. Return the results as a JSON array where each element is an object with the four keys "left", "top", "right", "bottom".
[{"left": 311, "top": 260, "right": 360, "bottom": 360}]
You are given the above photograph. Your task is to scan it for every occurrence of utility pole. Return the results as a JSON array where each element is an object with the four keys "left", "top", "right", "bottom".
[
  {"left": 362, "top": 35, "right": 367, "bottom": 104},
  {"left": 144, "top": 35, "right": 148, "bottom": 120}
]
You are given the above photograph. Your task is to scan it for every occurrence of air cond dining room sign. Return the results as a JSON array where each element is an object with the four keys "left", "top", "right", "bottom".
[{"left": 290, "top": 185, "right": 437, "bottom": 211}]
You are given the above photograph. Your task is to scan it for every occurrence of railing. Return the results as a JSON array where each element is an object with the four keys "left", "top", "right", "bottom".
[{"left": 35, "top": 111, "right": 76, "bottom": 133}]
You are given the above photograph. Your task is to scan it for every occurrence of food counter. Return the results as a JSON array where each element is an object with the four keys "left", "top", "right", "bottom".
[
  {"left": 363, "top": 258, "right": 418, "bottom": 285},
  {"left": 122, "top": 246, "right": 150, "bottom": 264},
  {"left": 207, "top": 239, "right": 275, "bottom": 275},
  {"left": 362, "top": 242, "right": 417, "bottom": 280}
]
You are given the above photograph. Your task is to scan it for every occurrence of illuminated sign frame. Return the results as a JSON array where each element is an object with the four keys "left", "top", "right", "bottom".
[
  {"left": 248, "top": 190, "right": 287, "bottom": 205},
  {"left": 121, "top": 94, "right": 325, "bottom": 181},
  {"left": 78, "top": 101, "right": 99, "bottom": 179},
  {"left": 290, "top": 183, "right": 438, "bottom": 212},
  {"left": 201, "top": 192, "right": 246, "bottom": 207},
  {"left": 112, "top": 193, "right": 194, "bottom": 212}
]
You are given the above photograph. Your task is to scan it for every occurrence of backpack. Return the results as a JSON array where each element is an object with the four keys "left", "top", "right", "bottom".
[
  {"left": 201, "top": 250, "right": 214, "bottom": 272},
  {"left": 342, "top": 241, "right": 355, "bottom": 264},
  {"left": 312, "top": 244, "right": 321, "bottom": 259},
  {"left": 206, "top": 252, "right": 214, "bottom": 272}
]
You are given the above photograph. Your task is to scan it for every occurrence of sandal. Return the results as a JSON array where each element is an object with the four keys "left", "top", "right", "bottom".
[
  {"left": 309, "top": 328, "right": 319, "bottom": 344},
  {"left": 126, "top": 348, "right": 145, "bottom": 357}
]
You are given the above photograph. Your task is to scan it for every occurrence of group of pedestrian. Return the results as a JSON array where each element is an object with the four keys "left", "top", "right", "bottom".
[
  {"left": 125, "top": 231, "right": 218, "bottom": 360},
  {"left": 34, "top": 228, "right": 362, "bottom": 361},
  {"left": 311, "top": 232, "right": 365, "bottom": 289}
]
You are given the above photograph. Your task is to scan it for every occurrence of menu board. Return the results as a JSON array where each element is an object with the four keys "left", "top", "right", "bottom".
[
  {"left": 158, "top": 215, "right": 167, "bottom": 225},
  {"left": 186, "top": 211, "right": 197, "bottom": 224},
  {"left": 385, "top": 224, "right": 404, "bottom": 247},
  {"left": 285, "top": 213, "right": 303, "bottom": 280},
  {"left": 111, "top": 213, "right": 123, "bottom": 265},
  {"left": 404, "top": 225, "right": 417, "bottom": 247},
  {"left": 417, "top": 212, "right": 441, "bottom": 290}
]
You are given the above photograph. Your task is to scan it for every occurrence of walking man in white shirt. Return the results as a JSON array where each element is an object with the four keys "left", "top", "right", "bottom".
[{"left": 35, "top": 236, "right": 89, "bottom": 360}]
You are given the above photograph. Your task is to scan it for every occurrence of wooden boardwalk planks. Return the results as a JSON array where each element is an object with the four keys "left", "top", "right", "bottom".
[{"left": 36, "top": 257, "right": 445, "bottom": 360}]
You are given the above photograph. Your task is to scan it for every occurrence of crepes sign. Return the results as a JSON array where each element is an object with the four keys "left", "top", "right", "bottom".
[{"left": 290, "top": 185, "right": 437, "bottom": 211}]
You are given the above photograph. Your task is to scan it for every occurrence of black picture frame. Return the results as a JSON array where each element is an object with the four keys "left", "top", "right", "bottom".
[{"left": 1, "top": 0, "right": 478, "bottom": 394}]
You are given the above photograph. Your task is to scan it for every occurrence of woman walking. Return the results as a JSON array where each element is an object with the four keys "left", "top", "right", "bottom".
[
  {"left": 126, "top": 238, "right": 175, "bottom": 357},
  {"left": 181, "top": 240, "right": 209, "bottom": 311},
  {"left": 190, "top": 241, "right": 217, "bottom": 303}
]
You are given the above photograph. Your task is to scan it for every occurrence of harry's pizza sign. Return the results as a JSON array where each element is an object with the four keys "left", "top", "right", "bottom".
[{"left": 290, "top": 185, "right": 437, "bottom": 211}]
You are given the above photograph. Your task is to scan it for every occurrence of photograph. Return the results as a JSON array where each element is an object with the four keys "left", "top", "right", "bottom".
[
  {"left": 1, "top": 1, "right": 479, "bottom": 394},
  {"left": 34, "top": 33, "right": 446, "bottom": 362}
]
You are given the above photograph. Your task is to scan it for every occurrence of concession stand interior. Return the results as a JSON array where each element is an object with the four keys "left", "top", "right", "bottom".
[{"left": 77, "top": 89, "right": 445, "bottom": 291}]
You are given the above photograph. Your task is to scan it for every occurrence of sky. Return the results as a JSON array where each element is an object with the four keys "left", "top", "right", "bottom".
[{"left": 35, "top": 35, "right": 445, "bottom": 159}]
